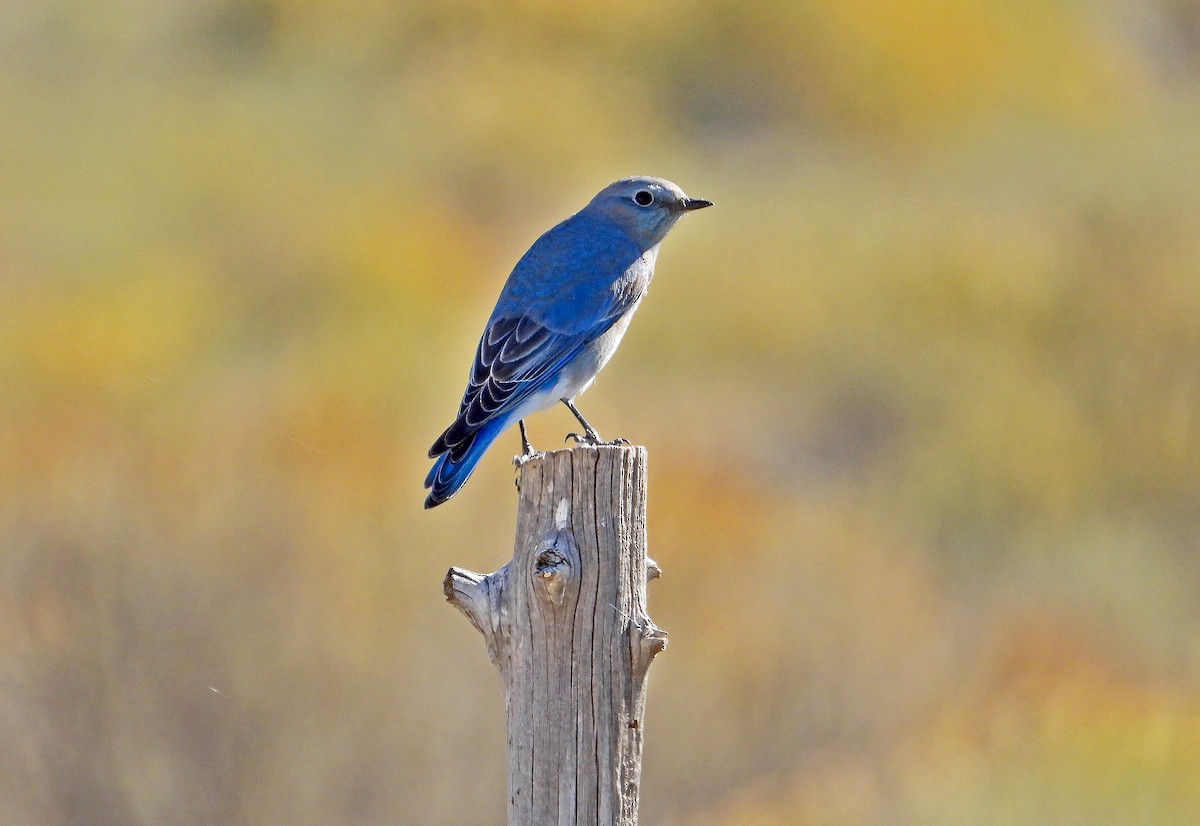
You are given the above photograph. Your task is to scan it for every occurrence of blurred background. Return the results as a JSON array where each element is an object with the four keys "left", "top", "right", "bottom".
[{"left": 3, "top": 1, "right": 1200, "bottom": 823}]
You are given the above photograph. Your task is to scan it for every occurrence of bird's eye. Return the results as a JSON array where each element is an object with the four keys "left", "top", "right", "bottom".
[{"left": 633, "top": 190, "right": 654, "bottom": 207}]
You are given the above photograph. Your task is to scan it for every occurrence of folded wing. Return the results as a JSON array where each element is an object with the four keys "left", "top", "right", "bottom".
[{"left": 428, "top": 311, "right": 623, "bottom": 460}]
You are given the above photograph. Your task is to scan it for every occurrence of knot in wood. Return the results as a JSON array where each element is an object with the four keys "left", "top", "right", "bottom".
[{"left": 533, "top": 547, "right": 571, "bottom": 605}]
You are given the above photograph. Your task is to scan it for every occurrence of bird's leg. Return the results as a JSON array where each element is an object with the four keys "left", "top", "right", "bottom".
[
  {"left": 513, "top": 419, "right": 540, "bottom": 476},
  {"left": 562, "top": 399, "right": 618, "bottom": 445}
]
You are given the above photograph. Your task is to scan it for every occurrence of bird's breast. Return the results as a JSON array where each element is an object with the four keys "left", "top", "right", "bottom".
[
  {"left": 615, "top": 246, "right": 658, "bottom": 303},
  {"left": 555, "top": 302, "right": 641, "bottom": 401}
]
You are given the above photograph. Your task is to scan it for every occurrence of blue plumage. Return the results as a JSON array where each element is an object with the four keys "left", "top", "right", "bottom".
[{"left": 425, "top": 176, "right": 711, "bottom": 508}]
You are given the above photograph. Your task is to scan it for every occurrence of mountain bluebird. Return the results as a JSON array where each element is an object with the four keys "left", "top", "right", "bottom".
[{"left": 424, "top": 176, "right": 712, "bottom": 508}]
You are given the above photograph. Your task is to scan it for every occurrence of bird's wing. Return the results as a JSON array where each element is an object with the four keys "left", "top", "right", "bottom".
[
  {"left": 429, "top": 213, "right": 650, "bottom": 460},
  {"left": 428, "top": 307, "right": 627, "bottom": 459}
]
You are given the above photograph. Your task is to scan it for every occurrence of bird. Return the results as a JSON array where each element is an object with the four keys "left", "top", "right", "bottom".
[{"left": 424, "top": 176, "right": 712, "bottom": 509}]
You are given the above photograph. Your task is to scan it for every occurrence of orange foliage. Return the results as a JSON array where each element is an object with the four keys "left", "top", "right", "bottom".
[{"left": 2, "top": 1, "right": 1199, "bottom": 822}]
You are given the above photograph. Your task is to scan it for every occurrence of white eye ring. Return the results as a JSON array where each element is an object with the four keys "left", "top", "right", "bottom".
[{"left": 633, "top": 190, "right": 654, "bottom": 207}]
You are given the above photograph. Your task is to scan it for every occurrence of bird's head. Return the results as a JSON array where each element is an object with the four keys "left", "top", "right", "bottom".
[{"left": 585, "top": 176, "right": 712, "bottom": 247}]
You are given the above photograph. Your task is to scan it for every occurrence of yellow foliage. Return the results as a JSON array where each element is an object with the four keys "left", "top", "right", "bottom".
[
  {"left": 815, "top": 0, "right": 1132, "bottom": 126},
  {"left": 3, "top": 256, "right": 222, "bottom": 395},
  {"left": 1, "top": 1, "right": 1199, "bottom": 823}
]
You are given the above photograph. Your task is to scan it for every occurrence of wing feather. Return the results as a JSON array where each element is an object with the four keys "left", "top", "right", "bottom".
[
  {"left": 431, "top": 310, "right": 623, "bottom": 457},
  {"left": 429, "top": 214, "right": 651, "bottom": 460}
]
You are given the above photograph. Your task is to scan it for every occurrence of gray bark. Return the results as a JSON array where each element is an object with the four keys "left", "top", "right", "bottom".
[{"left": 444, "top": 444, "right": 666, "bottom": 826}]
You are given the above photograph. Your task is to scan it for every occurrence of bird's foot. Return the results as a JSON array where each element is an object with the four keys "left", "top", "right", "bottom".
[
  {"left": 514, "top": 419, "right": 542, "bottom": 473},
  {"left": 513, "top": 446, "right": 544, "bottom": 494},
  {"left": 565, "top": 432, "right": 631, "bottom": 447},
  {"left": 512, "top": 449, "right": 543, "bottom": 468}
]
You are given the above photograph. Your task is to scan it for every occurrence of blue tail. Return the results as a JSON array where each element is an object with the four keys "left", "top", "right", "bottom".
[{"left": 424, "top": 417, "right": 509, "bottom": 508}]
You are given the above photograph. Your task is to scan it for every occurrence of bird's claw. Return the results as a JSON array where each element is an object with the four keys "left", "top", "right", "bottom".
[
  {"left": 565, "top": 432, "right": 630, "bottom": 447},
  {"left": 513, "top": 451, "right": 541, "bottom": 468},
  {"left": 513, "top": 449, "right": 543, "bottom": 497}
]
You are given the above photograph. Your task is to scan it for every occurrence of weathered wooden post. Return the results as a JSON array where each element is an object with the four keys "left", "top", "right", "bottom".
[{"left": 444, "top": 444, "right": 666, "bottom": 825}]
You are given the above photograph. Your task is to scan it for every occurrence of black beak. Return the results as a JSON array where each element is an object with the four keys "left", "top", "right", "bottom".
[{"left": 681, "top": 197, "right": 713, "bottom": 211}]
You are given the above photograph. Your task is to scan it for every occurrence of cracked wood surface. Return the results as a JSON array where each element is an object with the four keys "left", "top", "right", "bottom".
[{"left": 445, "top": 445, "right": 665, "bottom": 826}]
